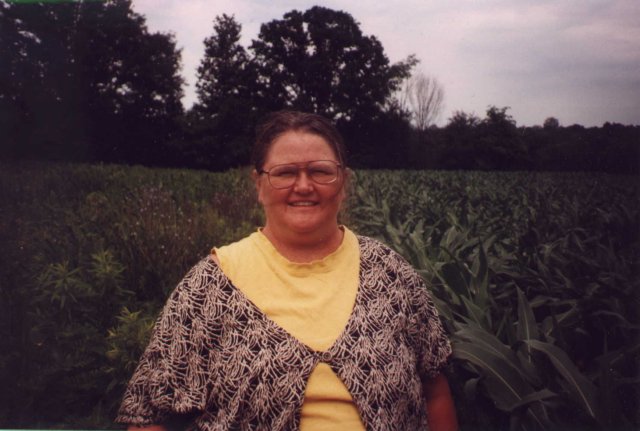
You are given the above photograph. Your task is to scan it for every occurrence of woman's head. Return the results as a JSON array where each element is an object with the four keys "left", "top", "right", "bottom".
[
  {"left": 252, "top": 110, "right": 348, "bottom": 172},
  {"left": 252, "top": 111, "right": 350, "bottom": 244}
]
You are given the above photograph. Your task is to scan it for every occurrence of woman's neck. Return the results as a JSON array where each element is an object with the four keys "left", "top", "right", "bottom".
[{"left": 261, "top": 225, "right": 344, "bottom": 263}]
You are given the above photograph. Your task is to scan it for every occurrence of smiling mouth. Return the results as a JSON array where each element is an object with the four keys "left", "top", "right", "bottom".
[{"left": 289, "top": 202, "right": 318, "bottom": 207}]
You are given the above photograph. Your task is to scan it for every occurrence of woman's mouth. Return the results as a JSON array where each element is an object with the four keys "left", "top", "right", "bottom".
[{"left": 289, "top": 201, "right": 317, "bottom": 207}]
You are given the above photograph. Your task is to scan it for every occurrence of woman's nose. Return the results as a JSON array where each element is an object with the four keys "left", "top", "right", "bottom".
[{"left": 293, "top": 169, "right": 314, "bottom": 192}]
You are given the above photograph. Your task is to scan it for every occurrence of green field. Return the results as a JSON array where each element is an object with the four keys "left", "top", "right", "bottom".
[{"left": 1, "top": 162, "right": 638, "bottom": 430}]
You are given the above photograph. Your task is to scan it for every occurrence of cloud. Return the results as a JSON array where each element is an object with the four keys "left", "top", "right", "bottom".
[{"left": 133, "top": 0, "right": 640, "bottom": 126}]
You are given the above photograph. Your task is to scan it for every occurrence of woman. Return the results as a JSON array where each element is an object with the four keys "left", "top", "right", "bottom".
[{"left": 116, "top": 111, "right": 458, "bottom": 431}]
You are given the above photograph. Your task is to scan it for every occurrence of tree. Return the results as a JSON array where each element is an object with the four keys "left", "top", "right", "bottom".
[
  {"left": 446, "top": 110, "right": 481, "bottom": 131},
  {"left": 401, "top": 71, "right": 445, "bottom": 131},
  {"left": 440, "top": 111, "right": 481, "bottom": 169},
  {"left": 195, "top": 14, "right": 255, "bottom": 117},
  {"left": 543, "top": 116, "right": 560, "bottom": 129},
  {"left": 1, "top": 1, "right": 91, "bottom": 161},
  {"left": 250, "top": 6, "right": 416, "bottom": 123},
  {"left": 0, "top": 0, "right": 184, "bottom": 165},
  {"left": 440, "top": 108, "right": 531, "bottom": 170},
  {"left": 182, "top": 14, "right": 257, "bottom": 170},
  {"left": 248, "top": 6, "right": 416, "bottom": 164},
  {"left": 476, "top": 106, "right": 530, "bottom": 170}
]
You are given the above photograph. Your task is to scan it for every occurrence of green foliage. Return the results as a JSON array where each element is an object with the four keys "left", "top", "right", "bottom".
[
  {"left": 4, "top": 2, "right": 638, "bottom": 172},
  {"left": 440, "top": 106, "right": 530, "bottom": 170},
  {"left": 250, "top": 6, "right": 415, "bottom": 121},
  {"left": 1, "top": 163, "right": 637, "bottom": 429},
  {"left": 104, "top": 306, "right": 157, "bottom": 416},
  {"left": 0, "top": 162, "right": 261, "bottom": 428},
  {"left": 349, "top": 169, "right": 639, "bottom": 430},
  {"left": 179, "top": 14, "right": 257, "bottom": 170},
  {"left": 0, "top": 0, "right": 184, "bottom": 164},
  {"left": 196, "top": 14, "right": 251, "bottom": 112}
]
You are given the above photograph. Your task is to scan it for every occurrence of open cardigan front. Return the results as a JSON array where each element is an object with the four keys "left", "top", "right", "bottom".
[{"left": 116, "top": 236, "right": 452, "bottom": 430}]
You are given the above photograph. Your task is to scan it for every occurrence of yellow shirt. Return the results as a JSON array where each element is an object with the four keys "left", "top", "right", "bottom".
[{"left": 214, "top": 228, "right": 364, "bottom": 430}]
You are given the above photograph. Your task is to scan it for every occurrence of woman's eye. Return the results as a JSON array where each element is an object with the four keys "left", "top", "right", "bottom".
[
  {"left": 311, "top": 169, "right": 332, "bottom": 176},
  {"left": 273, "top": 168, "right": 297, "bottom": 177}
]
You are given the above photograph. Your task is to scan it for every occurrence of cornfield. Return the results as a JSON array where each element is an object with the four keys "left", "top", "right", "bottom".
[
  {"left": 348, "top": 170, "right": 639, "bottom": 430},
  {"left": 1, "top": 162, "right": 638, "bottom": 430}
]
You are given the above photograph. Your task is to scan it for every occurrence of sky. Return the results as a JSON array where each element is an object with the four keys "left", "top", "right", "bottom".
[{"left": 133, "top": 0, "right": 640, "bottom": 127}]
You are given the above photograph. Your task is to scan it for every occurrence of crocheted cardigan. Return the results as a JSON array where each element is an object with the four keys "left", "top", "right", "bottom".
[{"left": 116, "top": 235, "right": 451, "bottom": 430}]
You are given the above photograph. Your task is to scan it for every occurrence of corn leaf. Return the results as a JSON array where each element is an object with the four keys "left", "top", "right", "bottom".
[
  {"left": 453, "top": 341, "right": 533, "bottom": 411},
  {"left": 456, "top": 326, "right": 516, "bottom": 360},
  {"left": 453, "top": 342, "right": 549, "bottom": 428},
  {"left": 524, "top": 340, "right": 599, "bottom": 420},
  {"left": 516, "top": 287, "right": 540, "bottom": 364},
  {"left": 516, "top": 288, "right": 539, "bottom": 341},
  {"left": 461, "top": 295, "right": 488, "bottom": 328},
  {"left": 510, "top": 388, "right": 557, "bottom": 409},
  {"left": 439, "top": 261, "right": 469, "bottom": 298}
]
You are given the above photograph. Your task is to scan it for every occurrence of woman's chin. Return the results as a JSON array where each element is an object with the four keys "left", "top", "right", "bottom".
[{"left": 284, "top": 216, "right": 333, "bottom": 235}]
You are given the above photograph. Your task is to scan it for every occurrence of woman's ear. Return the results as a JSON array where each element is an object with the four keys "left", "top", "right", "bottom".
[{"left": 343, "top": 167, "right": 353, "bottom": 182}]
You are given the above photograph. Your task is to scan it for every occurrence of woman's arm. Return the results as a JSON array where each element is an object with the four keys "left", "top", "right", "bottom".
[{"left": 423, "top": 373, "right": 459, "bottom": 431}]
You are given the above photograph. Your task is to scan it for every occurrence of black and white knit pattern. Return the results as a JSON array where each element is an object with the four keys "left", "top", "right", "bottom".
[{"left": 116, "top": 236, "right": 451, "bottom": 430}]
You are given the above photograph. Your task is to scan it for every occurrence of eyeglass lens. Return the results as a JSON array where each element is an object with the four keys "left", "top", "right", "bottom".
[{"left": 268, "top": 161, "right": 339, "bottom": 188}]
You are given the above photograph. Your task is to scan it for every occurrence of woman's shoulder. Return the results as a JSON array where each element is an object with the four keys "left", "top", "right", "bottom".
[
  {"left": 183, "top": 254, "right": 222, "bottom": 280},
  {"left": 355, "top": 234, "right": 408, "bottom": 264},
  {"left": 214, "top": 231, "right": 260, "bottom": 256},
  {"left": 354, "top": 233, "right": 386, "bottom": 249},
  {"left": 166, "top": 255, "right": 228, "bottom": 304},
  {"left": 354, "top": 234, "right": 427, "bottom": 283}
]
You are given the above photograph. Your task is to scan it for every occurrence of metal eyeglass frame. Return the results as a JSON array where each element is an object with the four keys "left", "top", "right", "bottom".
[{"left": 258, "top": 160, "right": 343, "bottom": 189}]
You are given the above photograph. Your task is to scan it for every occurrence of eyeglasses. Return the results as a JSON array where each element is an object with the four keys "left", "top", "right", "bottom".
[{"left": 259, "top": 160, "right": 343, "bottom": 189}]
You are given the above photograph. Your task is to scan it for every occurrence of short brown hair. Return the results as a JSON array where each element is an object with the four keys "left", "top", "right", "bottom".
[{"left": 252, "top": 110, "right": 348, "bottom": 171}]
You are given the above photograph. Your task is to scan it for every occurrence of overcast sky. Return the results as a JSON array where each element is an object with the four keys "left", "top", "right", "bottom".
[{"left": 133, "top": 0, "right": 640, "bottom": 127}]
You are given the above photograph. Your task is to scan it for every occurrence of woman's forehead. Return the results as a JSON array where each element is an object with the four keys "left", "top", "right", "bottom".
[{"left": 264, "top": 131, "right": 337, "bottom": 165}]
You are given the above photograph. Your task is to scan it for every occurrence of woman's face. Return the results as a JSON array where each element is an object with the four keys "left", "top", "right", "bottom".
[{"left": 255, "top": 130, "right": 346, "bottom": 239}]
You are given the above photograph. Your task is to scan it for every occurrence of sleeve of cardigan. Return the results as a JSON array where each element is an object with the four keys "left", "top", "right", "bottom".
[
  {"left": 115, "top": 258, "right": 215, "bottom": 426},
  {"left": 404, "top": 265, "right": 452, "bottom": 380}
]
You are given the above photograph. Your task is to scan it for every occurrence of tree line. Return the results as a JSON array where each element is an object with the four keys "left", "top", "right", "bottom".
[{"left": 1, "top": 0, "right": 638, "bottom": 173}]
